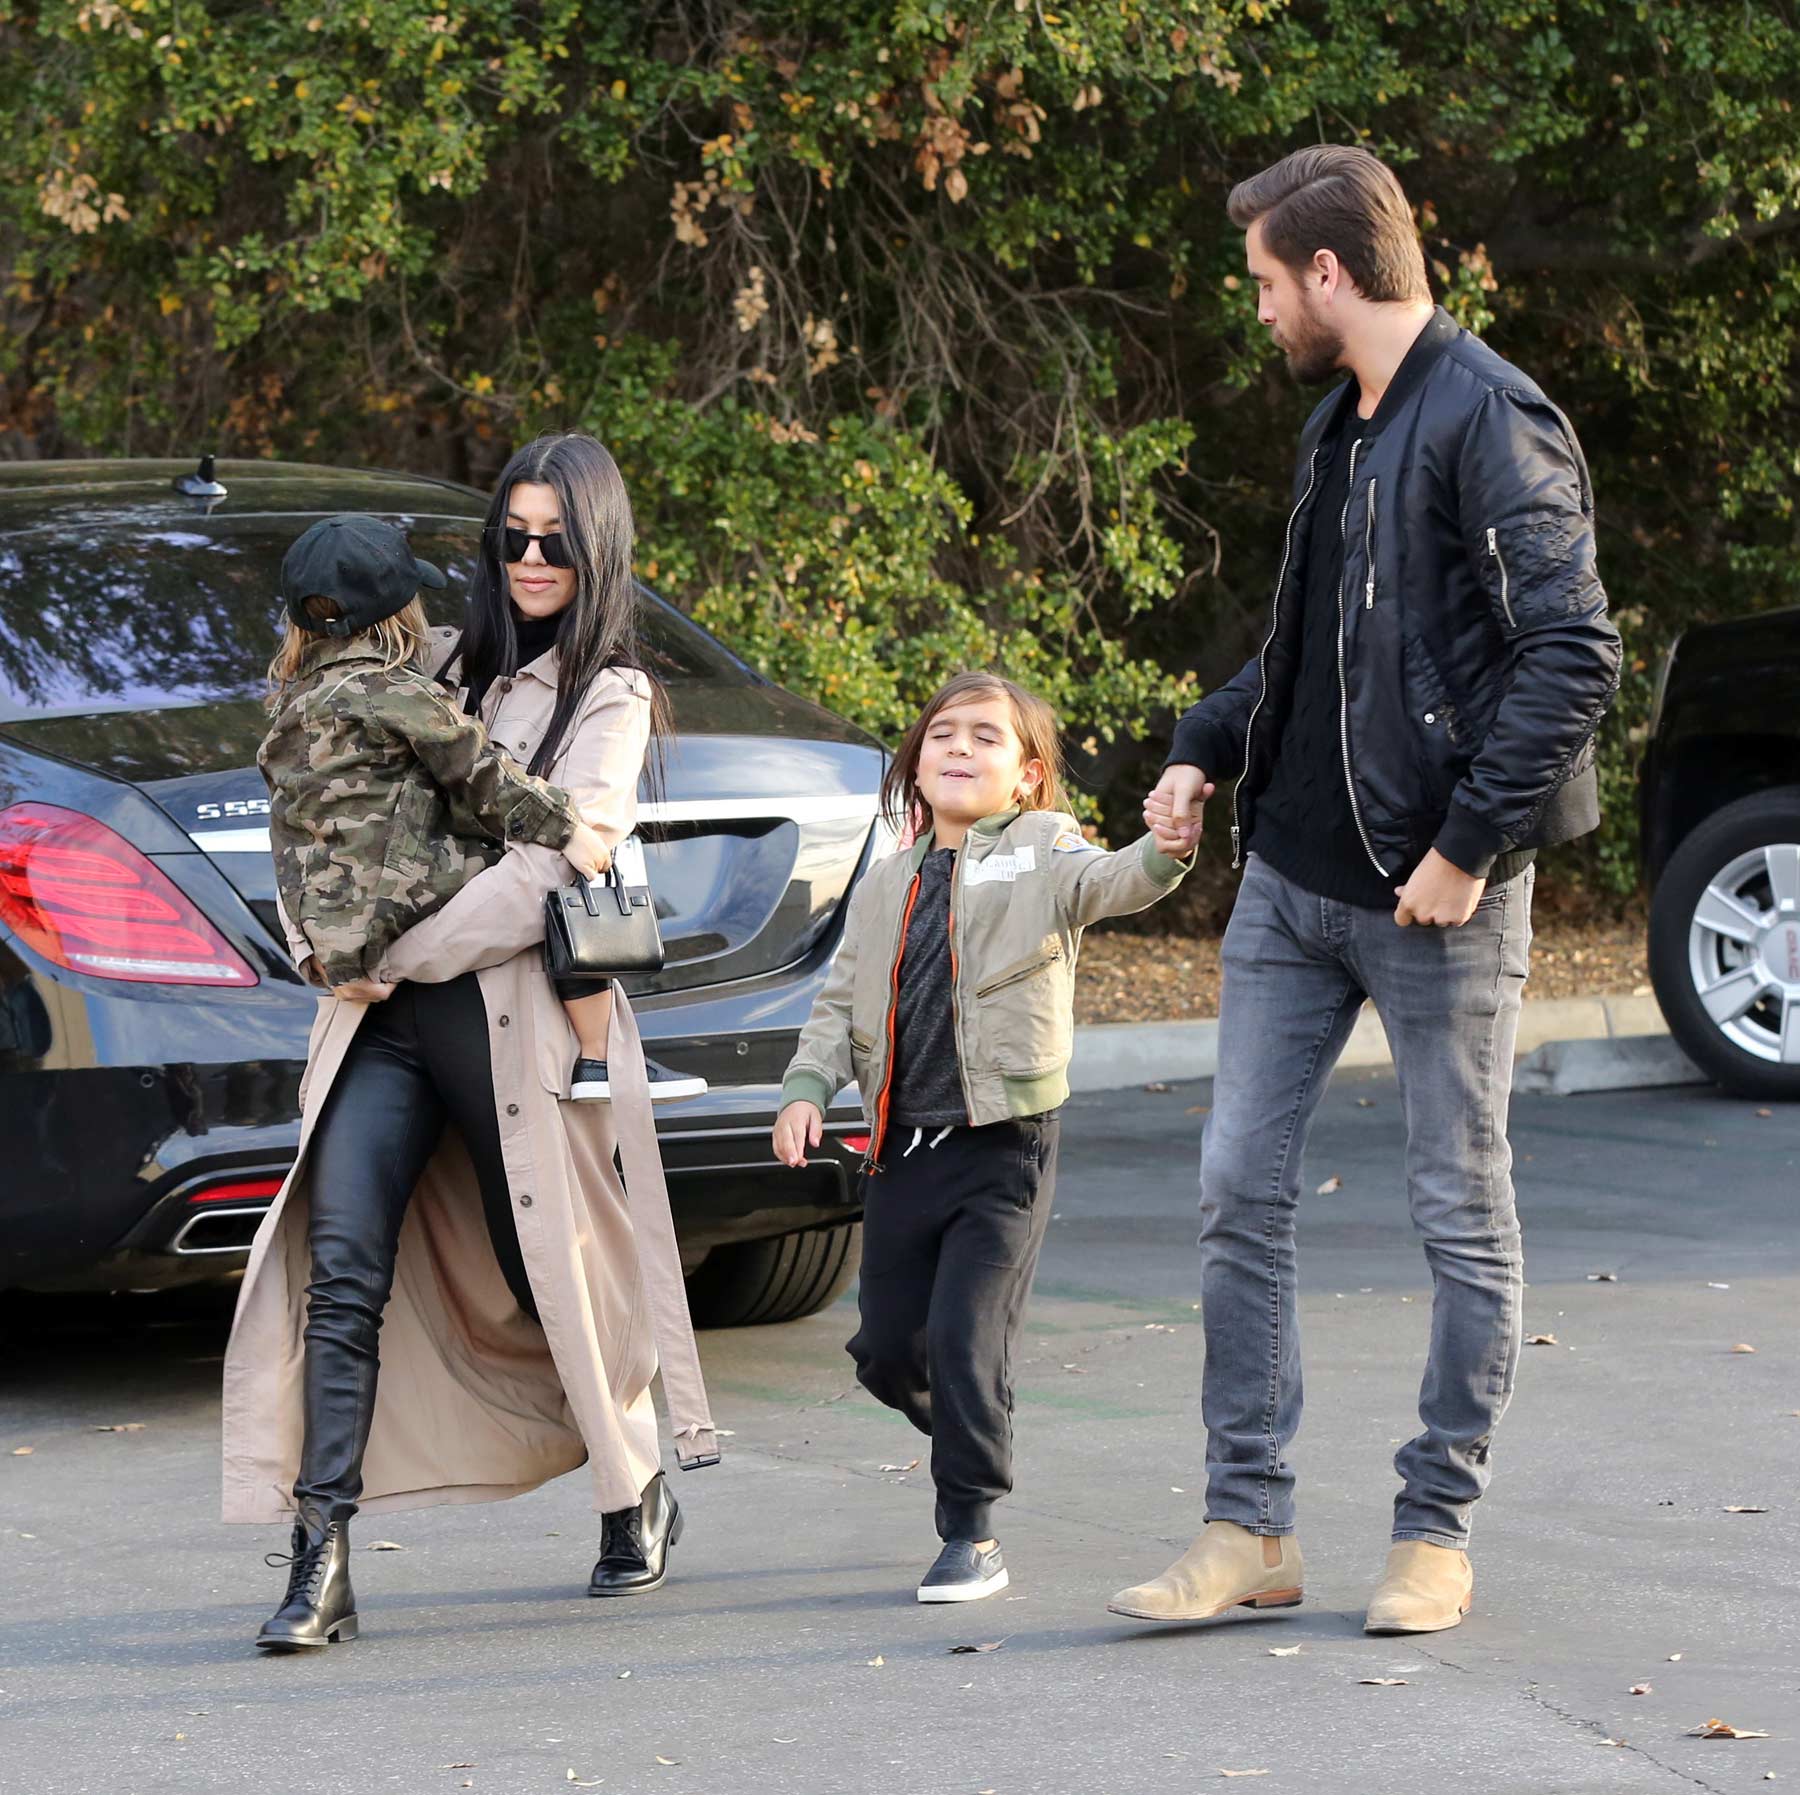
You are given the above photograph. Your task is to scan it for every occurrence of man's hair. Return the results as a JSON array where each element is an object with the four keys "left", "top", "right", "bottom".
[{"left": 1229, "top": 145, "right": 1431, "bottom": 305}]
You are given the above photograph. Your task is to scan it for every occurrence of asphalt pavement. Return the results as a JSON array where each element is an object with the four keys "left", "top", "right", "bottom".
[{"left": 3, "top": 1072, "right": 1797, "bottom": 1795}]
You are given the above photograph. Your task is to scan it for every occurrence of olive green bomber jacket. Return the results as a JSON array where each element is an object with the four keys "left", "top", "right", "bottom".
[{"left": 779, "top": 807, "right": 1192, "bottom": 1165}]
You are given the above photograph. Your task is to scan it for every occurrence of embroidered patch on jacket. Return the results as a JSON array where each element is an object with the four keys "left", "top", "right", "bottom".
[
  {"left": 1052, "top": 829, "right": 1102, "bottom": 854},
  {"left": 964, "top": 844, "right": 1037, "bottom": 885}
]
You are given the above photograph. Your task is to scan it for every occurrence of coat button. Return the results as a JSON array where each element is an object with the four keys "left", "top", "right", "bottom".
[
  {"left": 498, "top": 1014, "right": 511, "bottom": 1027},
  {"left": 1424, "top": 712, "right": 1436, "bottom": 724},
  {"left": 518, "top": 1193, "right": 533, "bottom": 1207},
  {"left": 506, "top": 1103, "right": 519, "bottom": 1116}
]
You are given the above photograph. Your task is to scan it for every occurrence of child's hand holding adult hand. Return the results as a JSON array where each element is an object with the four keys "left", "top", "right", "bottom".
[
  {"left": 562, "top": 822, "right": 613, "bottom": 880},
  {"left": 772, "top": 1100, "right": 823, "bottom": 1168}
]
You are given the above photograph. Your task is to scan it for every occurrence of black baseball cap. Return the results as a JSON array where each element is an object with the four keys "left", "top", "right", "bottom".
[{"left": 280, "top": 514, "right": 447, "bottom": 637}]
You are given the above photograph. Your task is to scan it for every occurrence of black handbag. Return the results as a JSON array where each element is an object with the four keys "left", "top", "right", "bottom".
[{"left": 542, "top": 853, "right": 665, "bottom": 981}]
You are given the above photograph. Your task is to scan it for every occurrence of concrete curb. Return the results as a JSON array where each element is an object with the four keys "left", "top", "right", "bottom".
[{"left": 1069, "top": 992, "right": 1706, "bottom": 1097}]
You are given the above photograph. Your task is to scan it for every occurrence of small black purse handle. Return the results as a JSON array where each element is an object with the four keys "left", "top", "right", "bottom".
[{"left": 575, "top": 866, "right": 633, "bottom": 920}]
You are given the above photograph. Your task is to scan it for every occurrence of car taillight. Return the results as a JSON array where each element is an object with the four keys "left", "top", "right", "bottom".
[
  {"left": 0, "top": 802, "right": 258, "bottom": 987},
  {"left": 186, "top": 1175, "right": 285, "bottom": 1205}
]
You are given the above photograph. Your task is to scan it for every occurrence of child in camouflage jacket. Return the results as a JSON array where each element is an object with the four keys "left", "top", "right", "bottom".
[{"left": 259, "top": 514, "right": 613, "bottom": 1080}]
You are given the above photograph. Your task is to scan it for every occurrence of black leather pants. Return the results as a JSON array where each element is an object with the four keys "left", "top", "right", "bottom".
[{"left": 292, "top": 975, "right": 536, "bottom": 1522}]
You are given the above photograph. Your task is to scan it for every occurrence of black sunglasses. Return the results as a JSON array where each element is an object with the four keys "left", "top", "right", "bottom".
[{"left": 488, "top": 524, "right": 576, "bottom": 569}]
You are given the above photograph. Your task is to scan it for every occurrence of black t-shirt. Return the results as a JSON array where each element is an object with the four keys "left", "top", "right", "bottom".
[
  {"left": 1251, "top": 419, "right": 1399, "bottom": 909},
  {"left": 889, "top": 846, "right": 968, "bottom": 1129}
]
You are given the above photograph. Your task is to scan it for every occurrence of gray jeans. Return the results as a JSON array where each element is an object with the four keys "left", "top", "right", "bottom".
[{"left": 1199, "top": 853, "right": 1533, "bottom": 1548}]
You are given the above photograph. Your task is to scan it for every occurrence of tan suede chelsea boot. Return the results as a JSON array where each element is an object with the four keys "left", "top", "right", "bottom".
[
  {"left": 1363, "top": 1540, "right": 1473, "bottom": 1634},
  {"left": 1107, "top": 1521, "right": 1304, "bottom": 1622}
]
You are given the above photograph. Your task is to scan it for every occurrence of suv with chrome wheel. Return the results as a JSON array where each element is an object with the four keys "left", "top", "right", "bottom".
[{"left": 1641, "top": 606, "right": 1800, "bottom": 1100}]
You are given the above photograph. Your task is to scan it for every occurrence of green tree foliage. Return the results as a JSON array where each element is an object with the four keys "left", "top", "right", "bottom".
[{"left": 5, "top": 1, "right": 1799, "bottom": 887}]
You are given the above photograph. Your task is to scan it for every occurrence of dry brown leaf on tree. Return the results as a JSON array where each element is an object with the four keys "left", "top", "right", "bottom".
[{"left": 1688, "top": 1718, "right": 1772, "bottom": 1739}]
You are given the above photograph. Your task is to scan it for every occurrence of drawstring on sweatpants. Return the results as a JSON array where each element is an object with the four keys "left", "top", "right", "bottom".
[{"left": 901, "top": 1125, "right": 956, "bottom": 1157}]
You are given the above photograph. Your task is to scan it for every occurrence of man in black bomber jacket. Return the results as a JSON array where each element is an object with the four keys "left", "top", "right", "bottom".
[{"left": 1108, "top": 146, "right": 1622, "bottom": 1638}]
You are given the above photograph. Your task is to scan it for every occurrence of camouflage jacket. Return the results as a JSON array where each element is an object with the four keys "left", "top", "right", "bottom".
[{"left": 259, "top": 635, "right": 578, "bottom": 986}]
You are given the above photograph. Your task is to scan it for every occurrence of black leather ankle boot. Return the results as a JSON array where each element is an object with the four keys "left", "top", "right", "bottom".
[
  {"left": 256, "top": 1503, "right": 359, "bottom": 1650},
  {"left": 588, "top": 1472, "right": 683, "bottom": 1597}
]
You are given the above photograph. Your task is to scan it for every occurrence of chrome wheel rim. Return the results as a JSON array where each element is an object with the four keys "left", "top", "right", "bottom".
[{"left": 1687, "top": 842, "right": 1800, "bottom": 1065}]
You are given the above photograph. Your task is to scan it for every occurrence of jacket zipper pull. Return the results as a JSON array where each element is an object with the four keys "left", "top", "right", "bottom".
[
  {"left": 1364, "top": 572, "right": 1375, "bottom": 610},
  {"left": 1230, "top": 822, "right": 1242, "bottom": 867}
]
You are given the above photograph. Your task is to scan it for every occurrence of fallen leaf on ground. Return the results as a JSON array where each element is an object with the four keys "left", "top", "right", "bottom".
[
  {"left": 948, "top": 1639, "right": 1007, "bottom": 1654},
  {"left": 365, "top": 1540, "right": 406, "bottom": 1551},
  {"left": 1360, "top": 1677, "right": 1409, "bottom": 1686},
  {"left": 1061, "top": 1364, "right": 1088, "bottom": 1374},
  {"left": 1723, "top": 1505, "right": 1769, "bottom": 1514},
  {"left": 1526, "top": 1333, "right": 1560, "bottom": 1346},
  {"left": 618, "top": 1670, "right": 631, "bottom": 1680},
  {"left": 772, "top": 1737, "right": 797, "bottom": 1744},
  {"left": 1629, "top": 1683, "right": 1652, "bottom": 1695},
  {"left": 441, "top": 1765, "right": 475, "bottom": 1772},
  {"left": 567, "top": 1773, "right": 602, "bottom": 1788},
  {"left": 653, "top": 1756, "right": 681, "bottom": 1767},
  {"left": 1668, "top": 1654, "right": 1683, "bottom": 1661},
  {"left": 1707, "top": 1282, "right": 1731, "bottom": 1289},
  {"left": 1688, "top": 1719, "right": 1772, "bottom": 1739},
  {"left": 865, "top": 1656, "right": 884, "bottom": 1667},
  {"left": 1597, "top": 1738, "right": 1627, "bottom": 1747},
  {"left": 95, "top": 1423, "right": 145, "bottom": 1433},
  {"left": 1268, "top": 1645, "right": 1302, "bottom": 1657},
  {"left": 1586, "top": 1272, "right": 1618, "bottom": 1282},
  {"left": 1731, "top": 1343, "right": 1757, "bottom": 1354},
  {"left": 11, "top": 1447, "right": 31, "bottom": 1456},
  {"left": 1186, "top": 1104, "right": 1210, "bottom": 1114},
  {"left": 1171, "top": 1486, "right": 1185, "bottom": 1493},
  {"left": 1316, "top": 1175, "right": 1342, "bottom": 1195},
  {"left": 878, "top": 1459, "right": 919, "bottom": 1473},
  {"left": 1219, "top": 1771, "right": 1269, "bottom": 1779},
  {"left": 1144, "top": 1080, "right": 1172, "bottom": 1092},
  {"left": 1756, "top": 1108, "right": 1772, "bottom": 1117},
  {"left": 1356, "top": 1097, "right": 1376, "bottom": 1108}
]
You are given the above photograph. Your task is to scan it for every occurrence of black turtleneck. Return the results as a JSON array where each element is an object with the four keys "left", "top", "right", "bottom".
[{"left": 463, "top": 608, "right": 562, "bottom": 719}]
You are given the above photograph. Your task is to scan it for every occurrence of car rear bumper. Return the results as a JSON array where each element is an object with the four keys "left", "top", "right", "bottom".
[{"left": 2, "top": 960, "right": 868, "bottom": 1291}]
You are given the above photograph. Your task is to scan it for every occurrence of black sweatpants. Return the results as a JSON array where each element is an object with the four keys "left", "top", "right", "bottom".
[
  {"left": 847, "top": 1113, "right": 1060, "bottom": 1542},
  {"left": 293, "top": 974, "right": 536, "bottom": 1521}
]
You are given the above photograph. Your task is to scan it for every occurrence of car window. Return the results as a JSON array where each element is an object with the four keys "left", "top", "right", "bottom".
[{"left": 0, "top": 516, "right": 744, "bottom": 721}]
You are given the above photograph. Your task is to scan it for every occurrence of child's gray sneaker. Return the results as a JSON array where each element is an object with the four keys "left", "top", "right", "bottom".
[{"left": 917, "top": 1539, "right": 1008, "bottom": 1603}]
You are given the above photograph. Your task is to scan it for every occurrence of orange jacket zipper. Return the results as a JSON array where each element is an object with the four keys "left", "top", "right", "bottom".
[{"left": 866, "top": 870, "right": 921, "bottom": 1171}]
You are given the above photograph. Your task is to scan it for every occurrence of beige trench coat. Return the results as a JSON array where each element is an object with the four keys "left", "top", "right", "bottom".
[{"left": 221, "top": 631, "right": 717, "bottom": 1523}]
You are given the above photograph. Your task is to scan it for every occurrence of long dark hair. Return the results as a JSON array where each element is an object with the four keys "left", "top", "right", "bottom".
[{"left": 457, "top": 432, "right": 670, "bottom": 786}]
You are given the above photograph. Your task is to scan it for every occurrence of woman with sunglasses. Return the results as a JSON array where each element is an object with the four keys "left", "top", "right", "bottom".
[{"left": 224, "top": 434, "right": 720, "bottom": 1652}]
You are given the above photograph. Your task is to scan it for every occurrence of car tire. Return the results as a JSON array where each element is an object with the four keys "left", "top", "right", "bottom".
[
  {"left": 1649, "top": 788, "right": 1800, "bottom": 1101},
  {"left": 683, "top": 1221, "right": 861, "bottom": 1329}
]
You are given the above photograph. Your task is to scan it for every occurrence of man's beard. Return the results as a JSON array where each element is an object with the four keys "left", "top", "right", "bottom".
[{"left": 1279, "top": 300, "right": 1346, "bottom": 385}]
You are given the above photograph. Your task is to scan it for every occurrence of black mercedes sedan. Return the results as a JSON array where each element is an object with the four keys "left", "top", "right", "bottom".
[{"left": 0, "top": 458, "right": 882, "bottom": 1324}]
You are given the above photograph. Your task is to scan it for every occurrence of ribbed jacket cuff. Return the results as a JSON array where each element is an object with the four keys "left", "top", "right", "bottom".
[
  {"left": 1163, "top": 714, "right": 1239, "bottom": 781},
  {"left": 1142, "top": 838, "right": 1197, "bottom": 885},
  {"left": 780, "top": 1068, "right": 837, "bottom": 1115},
  {"left": 1433, "top": 802, "right": 1509, "bottom": 879}
]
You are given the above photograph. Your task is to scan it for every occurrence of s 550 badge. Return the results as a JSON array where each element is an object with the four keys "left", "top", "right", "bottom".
[{"left": 195, "top": 798, "right": 271, "bottom": 821}]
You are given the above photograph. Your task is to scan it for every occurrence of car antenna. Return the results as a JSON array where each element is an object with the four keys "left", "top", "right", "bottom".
[{"left": 173, "top": 452, "right": 228, "bottom": 510}]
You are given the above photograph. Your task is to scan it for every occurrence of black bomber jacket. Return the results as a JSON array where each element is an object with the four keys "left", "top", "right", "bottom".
[{"left": 1167, "top": 307, "right": 1623, "bottom": 882}]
